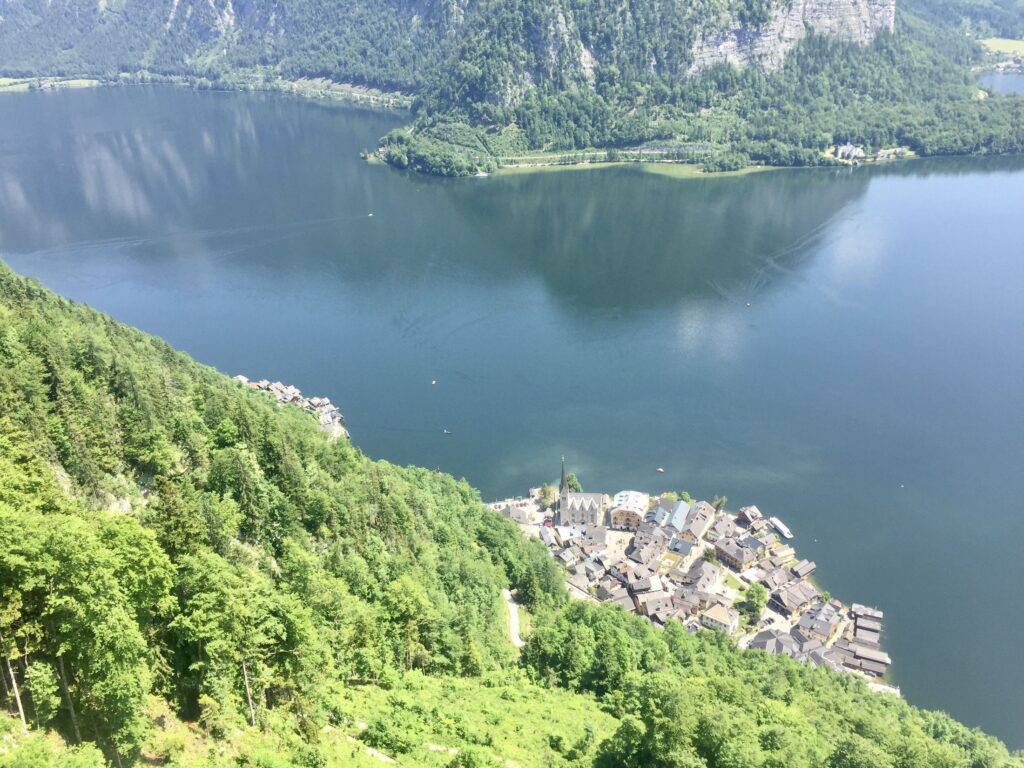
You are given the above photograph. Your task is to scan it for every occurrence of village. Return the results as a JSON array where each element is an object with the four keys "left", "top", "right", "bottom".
[
  {"left": 233, "top": 375, "right": 350, "bottom": 440},
  {"left": 490, "top": 461, "right": 897, "bottom": 692}
]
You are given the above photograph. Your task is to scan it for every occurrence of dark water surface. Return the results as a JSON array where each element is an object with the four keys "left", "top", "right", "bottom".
[{"left": 1, "top": 86, "right": 1023, "bottom": 745}]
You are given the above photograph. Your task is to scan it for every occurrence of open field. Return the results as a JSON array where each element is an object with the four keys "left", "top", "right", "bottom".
[{"left": 981, "top": 38, "right": 1024, "bottom": 54}]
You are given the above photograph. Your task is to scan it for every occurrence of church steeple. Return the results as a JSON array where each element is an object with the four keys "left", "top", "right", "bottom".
[{"left": 560, "top": 456, "right": 567, "bottom": 494}]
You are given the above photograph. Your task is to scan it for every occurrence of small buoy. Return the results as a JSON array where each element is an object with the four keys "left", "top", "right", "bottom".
[
  {"left": 368, "top": 213, "right": 374, "bottom": 217},
  {"left": 746, "top": 302, "right": 751, "bottom": 307},
  {"left": 900, "top": 484, "right": 904, "bottom": 488},
  {"left": 656, "top": 467, "right": 665, "bottom": 473}
]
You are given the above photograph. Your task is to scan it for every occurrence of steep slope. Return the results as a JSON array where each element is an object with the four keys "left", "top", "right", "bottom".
[{"left": 1, "top": 259, "right": 1023, "bottom": 766}]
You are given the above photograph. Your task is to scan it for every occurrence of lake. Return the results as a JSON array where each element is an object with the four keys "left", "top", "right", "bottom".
[
  {"left": 979, "top": 70, "right": 1024, "bottom": 94},
  {"left": 1, "top": 86, "right": 1022, "bottom": 746}
]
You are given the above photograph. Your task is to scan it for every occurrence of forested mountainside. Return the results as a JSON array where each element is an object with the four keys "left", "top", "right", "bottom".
[
  {"left": 1, "top": 0, "right": 1024, "bottom": 175},
  {"left": 2, "top": 261, "right": 1024, "bottom": 766}
]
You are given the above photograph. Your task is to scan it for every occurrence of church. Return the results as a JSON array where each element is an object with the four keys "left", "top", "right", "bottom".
[{"left": 557, "top": 459, "right": 608, "bottom": 527}]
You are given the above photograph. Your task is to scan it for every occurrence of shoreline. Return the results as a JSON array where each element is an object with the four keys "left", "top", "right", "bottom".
[
  {"left": 0, "top": 73, "right": 949, "bottom": 181},
  {"left": 0, "top": 71, "right": 413, "bottom": 110}
]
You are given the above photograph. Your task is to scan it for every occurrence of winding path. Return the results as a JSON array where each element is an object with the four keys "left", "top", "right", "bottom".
[{"left": 502, "top": 589, "right": 525, "bottom": 648}]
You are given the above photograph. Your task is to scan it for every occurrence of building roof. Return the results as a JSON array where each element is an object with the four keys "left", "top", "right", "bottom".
[
  {"left": 716, "top": 537, "right": 757, "bottom": 567},
  {"left": 792, "top": 559, "right": 817, "bottom": 578},
  {"left": 797, "top": 602, "right": 841, "bottom": 638},
  {"left": 565, "top": 493, "right": 605, "bottom": 512},
  {"left": 612, "top": 490, "right": 650, "bottom": 514},
  {"left": 771, "top": 580, "right": 819, "bottom": 613},
  {"left": 702, "top": 603, "right": 737, "bottom": 628}
]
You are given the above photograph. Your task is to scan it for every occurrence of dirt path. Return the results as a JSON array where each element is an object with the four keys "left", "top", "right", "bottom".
[{"left": 502, "top": 589, "right": 525, "bottom": 648}]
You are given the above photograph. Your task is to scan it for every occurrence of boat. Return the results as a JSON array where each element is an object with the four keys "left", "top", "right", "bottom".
[
  {"left": 656, "top": 467, "right": 665, "bottom": 473},
  {"left": 442, "top": 429, "right": 453, "bottom": 435},
  {"left": 769, "top": 516, "right": 793, "bottom": 540}
]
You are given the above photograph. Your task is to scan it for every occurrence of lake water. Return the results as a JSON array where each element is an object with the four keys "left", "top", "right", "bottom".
[
  {"left": 979, "top": 70, "right": 1024, "bottom": 94},
  {"left": 1, "top": 86, "right": 1023, "bottom": 746}
]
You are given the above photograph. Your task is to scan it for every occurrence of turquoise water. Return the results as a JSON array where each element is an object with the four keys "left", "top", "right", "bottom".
[{"left": 1, "top": 86, "right": 1023, "bottom": 745}]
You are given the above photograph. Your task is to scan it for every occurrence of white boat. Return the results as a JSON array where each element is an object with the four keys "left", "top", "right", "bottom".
[{"left": 770, "top": 516, "right": 793, "bottom": 539}]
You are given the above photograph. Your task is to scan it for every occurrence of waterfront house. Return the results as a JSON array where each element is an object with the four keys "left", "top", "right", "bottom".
[
  {"left": 737, "top": 505, "right": 763, "bottom": 527},
  {"left": 679, "top": 501, "right": 716, "bottom": 543},
  {"left": 792, "top": 559, "right": 817, "bottom": 579},
  {"left": 666, "top": 499, "right": 691, "bottom": 531},
  {"left": 770, "top": 580, "right": 820, "bottom": 616},
  {"left": 706, "top": 513, "right": 737, "bottom": 543},
  {"left": 700, "top": 604, "right": 739, "bottom": 634}
]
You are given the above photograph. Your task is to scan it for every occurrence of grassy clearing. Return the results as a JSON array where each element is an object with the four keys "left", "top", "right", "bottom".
[
  {"left": 335, "top": 672, "right": 618, "bottom": 767},
  {"left": 494, "top": 158, "right": 780, "bottom": 179},
  {"left": 131, "top": 672, "right": 617, "bottom": 767},
  {"left": 980, "top": 38, "right": 1024, "bottom": 55},
  {"left": 0, "top": 76, "right": 101, "bottom": 93}
]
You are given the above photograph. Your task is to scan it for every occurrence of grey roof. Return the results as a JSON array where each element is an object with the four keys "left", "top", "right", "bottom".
[
  {"left": 792, "top": 559, "right": 816, "bottom": 578},
  {"left": 770, "top": 580, "right": 820, "bottom": 614}
]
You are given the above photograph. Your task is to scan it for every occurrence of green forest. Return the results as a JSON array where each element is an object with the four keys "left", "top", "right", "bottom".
[
  {"left": 1, "top": 0, "right": 1023, "bottom": 175},
  {"left": 1, "top": 261, "right": 1024, "bottom": 767}
]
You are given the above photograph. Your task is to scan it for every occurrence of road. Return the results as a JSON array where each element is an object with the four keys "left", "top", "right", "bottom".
[{"left": 502, "top": 589, "right": 525, "bottom": 648}]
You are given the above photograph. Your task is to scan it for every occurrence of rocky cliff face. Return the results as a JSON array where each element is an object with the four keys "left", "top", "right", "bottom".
[{"left": 689, "top": 0, "right": 896, "bottom": 72}]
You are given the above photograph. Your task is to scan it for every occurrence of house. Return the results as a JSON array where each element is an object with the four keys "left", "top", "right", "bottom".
[
  {"left": 769, "top": 580, "right": 820, "bottom": 616},
  {"left": 749, "top": 629, "right": 802, "bottom": 659},
  {"left": 773, "top": 545, "right": 796, "bottom": 562},
  {"left": 665, "top": 500, "right": 691, "bottom": 531},
  {"left": 791, "top": 559, "right": 817, "bottom": 579},
  {"left": 610, "top": 505, "right": 644, "bottom": 530},
  {"left": 634, "top": 590, "right": 674, "bottom": 617},
  {"left": 736, "top": 505, "right": 763, "bottom": 527},
  {"left": 715, "top": 537, "right": 757, "bottom": 572},
  {"left": 797, "top": 602, "right": 842, "bottom": 643},
  {"left": 630, "top": 575, "right": 664, "bottom": 595},
  {"left": 679, "top": 559, "right": 720, "bottom": 592},
  {"left": 613, "top": 490, "right": 650, "bottom": 516},
  {"left": 700, "top": 604, "right": 739, "bottom": 634},
  {"left": 679, "top": 501, "right": 715, "bottom": 543},
  {"left": 500, "top": 503, "right": 532, "bottom": 525},
  {"left": 740, "top": 535, "right": 767, "bottom": 556},
  {"left": 836, "top": 143, "right": 866, "bottom": 161},
  {"left": 668, "top": 537, "right": 695, "bottom": 558},
  {"left": 851, "top": 603, "right": 884, "bottom": 621},
  {"left": 706, "top": 513, "right": 737, "bottom": 543},
  {"left": 645, "top": 505, "right": 671, "bottom": 527},
  {"left": 760, "top": 567, "right": 794, "bottom": 592}
]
